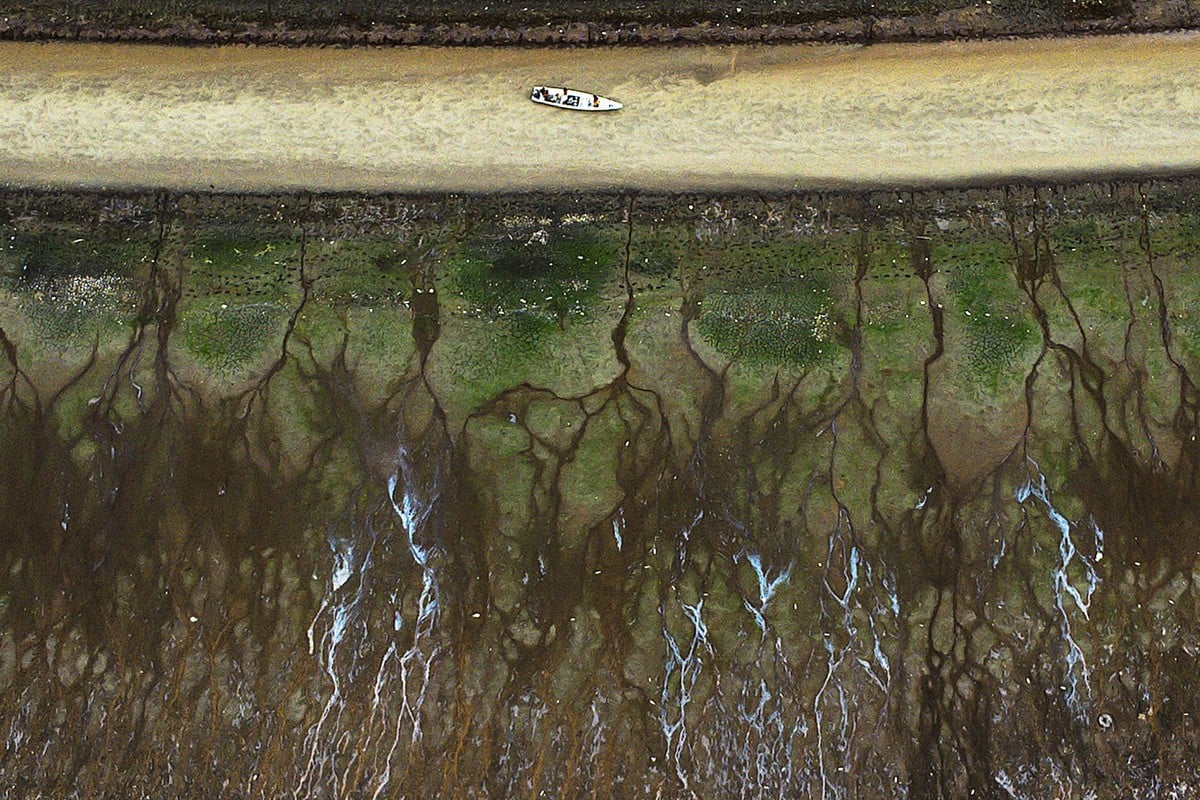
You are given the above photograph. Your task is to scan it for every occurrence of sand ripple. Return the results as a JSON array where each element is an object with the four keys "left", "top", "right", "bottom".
[{"left": 0, "top": 34, "right": 1198, "bottom": 191}]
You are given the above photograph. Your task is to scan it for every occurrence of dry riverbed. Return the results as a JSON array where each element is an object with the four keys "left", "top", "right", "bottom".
[{"left": 1, "top": 32, "right": 1199, "bottom": 192}]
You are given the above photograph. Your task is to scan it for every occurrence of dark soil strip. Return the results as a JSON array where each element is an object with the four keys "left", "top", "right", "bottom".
[{"left": 0, "top": 0, "right": 1193, "bottom": 47}]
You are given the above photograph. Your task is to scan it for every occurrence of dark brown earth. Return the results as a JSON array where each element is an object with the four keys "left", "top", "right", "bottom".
[{"left": 0, "top": 0, "right": 1194, "bottom": 46}]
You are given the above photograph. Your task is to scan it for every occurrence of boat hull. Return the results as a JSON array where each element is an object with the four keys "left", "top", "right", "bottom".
[{"left": 530, "top": 86, "right": 622, "bottom": 112}]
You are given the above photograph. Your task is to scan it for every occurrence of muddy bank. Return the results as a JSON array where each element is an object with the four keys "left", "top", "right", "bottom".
[
  {"left": 3, "top": 33, "right": 1200, "bottom": 194},
  {"left": 0, "top": 0, "right": 1194, "bottom": 47},
  {"left": 2, "top": 181, "right": 1200, "bottom": 797}
]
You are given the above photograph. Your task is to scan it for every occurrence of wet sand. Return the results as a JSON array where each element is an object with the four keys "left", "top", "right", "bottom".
[{"left": 1, "top": 33, "right": 1199, "bottom": 192}]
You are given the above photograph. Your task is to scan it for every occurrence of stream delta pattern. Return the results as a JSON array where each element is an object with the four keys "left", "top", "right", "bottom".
[{"left": 0, "top": 185, "right": 1199, "bottom": 798}]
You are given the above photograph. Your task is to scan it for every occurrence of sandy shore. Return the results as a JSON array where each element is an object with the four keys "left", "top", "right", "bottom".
[{"left": 1, "top": 34, "right": 1199, "bottom": 192}]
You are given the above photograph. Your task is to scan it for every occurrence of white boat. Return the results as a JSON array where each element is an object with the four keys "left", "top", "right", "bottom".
[{"left": 530, "top": 86, "right": 622, "bottom": 112}]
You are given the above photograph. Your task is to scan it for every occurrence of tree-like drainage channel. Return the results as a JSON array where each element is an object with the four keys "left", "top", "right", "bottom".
[{"left": 0, "top": 185, "right": 1197, "bottom": 798}]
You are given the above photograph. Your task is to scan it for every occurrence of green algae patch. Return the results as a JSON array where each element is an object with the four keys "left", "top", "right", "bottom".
[
  {"left": 938, "top": 240, "right": 1037, "bottom": 387},
  {"left": 175, "top": 231, "right": 301, "bottom": 381},
  {"left": 557, "top": 407, "right": 625, "bottom": 549},
  {"left": 1, "top": 230, "right": 150, "bottom": 283},
  {"left": 0, "top": 290, "right": 133, "bottom": 355},
  {"left": 0, "top": 230, "right": 147, "bottom": 352},
  {"left": 425, "top": 230, "right": 625, "bottom": 419},
  {"left": 430, "top": 309, "right": 624, "bottom": 424},
  {"left": 179, "top": 299, "right": 287, "bottom": 375},
  {"left": 685, "top": 229, "right": 856, "bottom": 370},
  {"left": 697, "top": 280, "right": 839, "bottom": 368},
  {"left": 449, "top": 232, "right": 619, "bottom": 334},
  {"left": 306, "top": 238, "right": 414, "bottom": 307},
  {"left": 183, "top": 235, "right": 299, "bottom": 304}
]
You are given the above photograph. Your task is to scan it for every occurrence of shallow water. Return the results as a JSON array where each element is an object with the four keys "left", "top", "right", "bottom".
[
  {"left": 1, "top": 185, "right": 1199, "bottom": 798},
  {"left": 1, "top": 33, "right": 1200, "bottom": 191}
]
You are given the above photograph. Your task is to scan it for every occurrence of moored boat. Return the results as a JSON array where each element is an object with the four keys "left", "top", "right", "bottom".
[{"left": 530, "top": 86, "right": 622, "bottom": 112}]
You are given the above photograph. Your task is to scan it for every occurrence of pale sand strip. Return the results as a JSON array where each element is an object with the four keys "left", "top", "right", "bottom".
[{"left": 0, "top": 34, "right": 1198, "bottom": 192}]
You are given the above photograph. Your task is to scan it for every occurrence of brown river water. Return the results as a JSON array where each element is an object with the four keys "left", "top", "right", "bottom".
[{"left": 1, "top": 33, "right": 1200, "bottom": 191}]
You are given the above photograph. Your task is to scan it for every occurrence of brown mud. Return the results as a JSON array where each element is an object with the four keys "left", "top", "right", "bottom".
[{"left": 1, "top": 182, "right": 1199, "bottom": 797}]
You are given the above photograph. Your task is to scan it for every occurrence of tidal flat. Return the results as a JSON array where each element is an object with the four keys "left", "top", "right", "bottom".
[{"left": 1, "top": 183, "right": 1199, "bottom": 797}]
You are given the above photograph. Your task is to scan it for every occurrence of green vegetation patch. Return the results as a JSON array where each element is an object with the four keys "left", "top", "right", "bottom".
[
  {"left": 0, "top": 230, "right": 146, "bottom": 345},
  {"left": 940, "top": 242, "right": 1036, "bottom": 382},
  {"left": 180, "top": 300, "right": 287, "bottom": 374},
  {"left": 1151, "top": 211, "right": 1200, "bottom": 261},
  {"left": 184, "top": 234, "right": 298, "bottom": 304},
  {"left": 452, "top": 233, "right": 617, "bottom": 320},
  {"left": 446, "top": 230, "right": 619, "bottom": 358},
  {"left": 422, "top": 230, "right": 625, "bottom": 418},
  {"left": 697, "top": 278, "right": 837, "bottom": 368},
  {"left": 1, "top": 230, "right": 149, "bottom": 283},
  {"left": 306, "top": 239, "right": 416, "bottom": 307}
]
